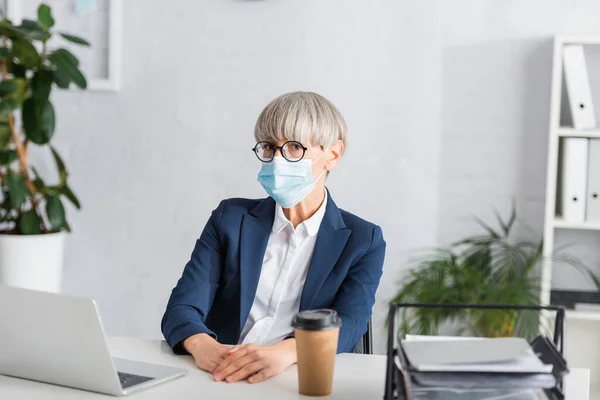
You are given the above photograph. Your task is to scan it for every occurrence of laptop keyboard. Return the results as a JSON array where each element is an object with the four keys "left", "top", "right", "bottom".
[{"left": 118, "top": 371, "right": 154, "bottom": 389}]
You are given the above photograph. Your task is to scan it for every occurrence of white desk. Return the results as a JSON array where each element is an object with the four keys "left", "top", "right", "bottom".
[{"left": 0, "top": 337, "right": 590, "bottom": 399}]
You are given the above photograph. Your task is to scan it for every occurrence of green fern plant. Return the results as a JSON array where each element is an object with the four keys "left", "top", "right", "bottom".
[{"left": 391, "top": 205, "right": 600, "bottom": 340}]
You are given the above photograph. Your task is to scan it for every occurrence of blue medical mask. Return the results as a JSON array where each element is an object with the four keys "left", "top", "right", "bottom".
[{"left": 257, "top": 151, "right": 328, "bottom": 208}]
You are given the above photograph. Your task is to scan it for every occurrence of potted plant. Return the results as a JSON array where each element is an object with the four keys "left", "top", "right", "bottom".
[
  {"left": 391, "top": 205, "right": 600, "bottom": 340},
  {"left": 0, "top": 4, "right": 89, "bottom": 292}
]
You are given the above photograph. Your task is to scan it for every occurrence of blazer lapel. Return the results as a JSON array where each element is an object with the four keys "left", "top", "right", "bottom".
[
  {"left": 300, "top": 192, "right": 351, "bottom": 311},
  {"left": 239, "top": 198, "right": 275, "bottom": 335}
]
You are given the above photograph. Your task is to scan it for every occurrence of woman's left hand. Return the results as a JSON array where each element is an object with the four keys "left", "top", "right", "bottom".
[{"left": 212, "top": 339, "right": 297, "bottom": 384}]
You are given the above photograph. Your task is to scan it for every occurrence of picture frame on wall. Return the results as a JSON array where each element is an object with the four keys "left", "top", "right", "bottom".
[{"left": 4, "top": 0, "right": 122, "bottom": 91}]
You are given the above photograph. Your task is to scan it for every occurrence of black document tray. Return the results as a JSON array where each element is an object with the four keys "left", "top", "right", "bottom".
[{"left": 384, "top": 303, "right": 569, "bottom": 400}]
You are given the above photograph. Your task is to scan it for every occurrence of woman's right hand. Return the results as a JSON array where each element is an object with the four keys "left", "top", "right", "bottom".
[{"left": 183, "top": 333, "right": 229, "bottom": 373}]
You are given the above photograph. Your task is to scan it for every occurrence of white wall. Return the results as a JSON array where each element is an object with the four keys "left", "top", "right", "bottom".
[{"left": 38, "top": 0, "right": 600, "bottom": 355}]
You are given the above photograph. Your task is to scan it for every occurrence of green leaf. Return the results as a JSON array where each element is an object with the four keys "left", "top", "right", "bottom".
[
  {"left": 20, "top": 19, "right": 41, "bottom": 31},
  {"left": 0, "top": 150, "right": 16, "bottom": 164},
  {"left": 27, "top": 29, "right": 52, "bottom": 42},
  {"left": 0, "top": 123, "right": 10, "bottom": 148},
  {"left": 0, "top": 47, "right": 9, "bottom": 60},
  {"left": 22, "top": 98, "right": 55, "bottom": 144},
  {"left": 55, "top": 48, "right": 79, "bottom": 67},
  {"left": 473, "top": 216, "right": 501, "bottom": 239},
  {"left": 589, "top": 271, "right": 600, "bottom": 292},
  {"left": 11, "top": 37, "right": 41, "bottom": 68},
  {"left": 6, "top": 170, "right": 27, "bottom": 209},
  {"left": 50, "top": 49, "right": 87, "bottom": 89},
  {"left": 59, "top": 32, "right": 90, "bottom": 46},
  {"left": 50, "top": 146, "right": 67, "bottom": 184},
  {"left": 31, "top": 166, "right": 48, "bottom": 194},
  {"left": 19, "top": 210, "right": 42, "bottom": 235},
  {"left": 0, "top": 99, "right": 19, "bottom": 115},
  {"left": 8, "top": 61, "right": 26, "bottom": 78},
  {"left": 37, "top": 4, "right": 55, "bottom": 31},
  {"left": 0, "top": 188, "right": 11, "bottom": 211},
  {"left": 22, "top": 98, "right": 38, "bottom": 136},
  {"left": 31, "top": 70, "right": 53, "bottom": 103},
  {"left": 46, "top": 194, "right": 66, "bottom": 231},
  {"left": 0, "top": 80, "right": 18, "bottom": 97},
  {"left": 17, "top": 19, "right": 51, "bottom": 41},
  {"left": 37, "top": 100, "right": 55, "bottom": 143},
  {"left": 52, "top": 69, "right": 70, "bottom": 89},
  {"left": 31, "top": 166, "right": 42, "bottom": 180},
  {"left": 0, "top": 22, "right": 26, "bottom": 40},
  {"left": 59, "top": 184, "right": 80, "bottom": 209},
  {"left": 3, "top": 78, "right": 29, "bottom": 104}
]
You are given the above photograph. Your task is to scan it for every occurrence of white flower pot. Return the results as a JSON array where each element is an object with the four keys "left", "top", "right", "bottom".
[{"left": 0, "top": 232, "right": 65, "bottom": 293}]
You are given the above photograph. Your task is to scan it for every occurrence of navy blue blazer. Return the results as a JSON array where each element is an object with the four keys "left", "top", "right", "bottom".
[{"left": 161, "top": 192, "right": 386, "bottom": 354}]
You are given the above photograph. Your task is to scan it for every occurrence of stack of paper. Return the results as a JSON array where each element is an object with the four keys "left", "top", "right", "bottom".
[{"left": 403, "top": 337, "right": 553, "bottom": 374}]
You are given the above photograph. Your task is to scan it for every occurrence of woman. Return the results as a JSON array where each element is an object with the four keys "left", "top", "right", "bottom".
[{"left": 161, "top": 91, "right": 386, "bottom": 384}]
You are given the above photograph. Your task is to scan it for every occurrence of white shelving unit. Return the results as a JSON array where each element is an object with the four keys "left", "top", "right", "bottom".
[
  {"left": 557, "top": 128, "right": 600, "bottom": 138},
  {"left": 553, "top": 218, "right": 600, "bottom": 232},
  {"left": 566, "top": 309, "right": 600, "bottom": 322},
  {"left": 541, "top": 35, "right": 600, "bottom": 316},
  {"left": 542, "top": 36, "right": 600, "bottom": 396}
]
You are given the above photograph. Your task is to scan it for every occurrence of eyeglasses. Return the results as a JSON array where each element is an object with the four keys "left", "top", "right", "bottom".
[{"left": 252, "top": 141, "right": 309, "bottom": 163}]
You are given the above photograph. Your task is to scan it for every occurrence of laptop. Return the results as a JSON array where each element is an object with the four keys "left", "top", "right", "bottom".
[{"left": 0, "top": 285, "right": 188, "bottom": 396}]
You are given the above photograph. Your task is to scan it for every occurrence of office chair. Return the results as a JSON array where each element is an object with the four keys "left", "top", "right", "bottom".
[{"left": 353, "top": 318, "right": 373, "bottom": 355}]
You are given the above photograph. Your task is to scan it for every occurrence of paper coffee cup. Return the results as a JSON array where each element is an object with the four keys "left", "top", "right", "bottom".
[{"left": 292, "top": 309, "right": 342, "bottom": 396}]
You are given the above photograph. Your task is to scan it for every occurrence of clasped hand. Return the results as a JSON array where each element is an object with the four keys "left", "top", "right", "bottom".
[{"left": 183, "top": 333, "right": 296, "bottom": 384}]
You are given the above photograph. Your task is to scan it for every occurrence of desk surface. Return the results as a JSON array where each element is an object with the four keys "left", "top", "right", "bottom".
[{"left": 0, "top": 337, "right": 590, "bottom": 399}]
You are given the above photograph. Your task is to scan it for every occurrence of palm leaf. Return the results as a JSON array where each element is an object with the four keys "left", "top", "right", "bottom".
[{"left": 473, "top": 216, "right": 501, "bottom": 239}]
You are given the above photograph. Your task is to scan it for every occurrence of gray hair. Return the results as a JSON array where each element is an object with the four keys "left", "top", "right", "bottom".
[{"left": 254, "top": 91, "right": 348, "bottom": 150}]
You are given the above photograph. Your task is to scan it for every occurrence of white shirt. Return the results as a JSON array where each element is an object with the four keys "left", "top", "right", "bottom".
[{"left": 238, "top": 192, "right": 328, "bottom": 345}]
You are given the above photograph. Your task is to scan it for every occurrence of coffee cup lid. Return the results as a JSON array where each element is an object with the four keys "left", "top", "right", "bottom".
[{"left": 292, "top": 309, "right": 342, "bottom": 331}]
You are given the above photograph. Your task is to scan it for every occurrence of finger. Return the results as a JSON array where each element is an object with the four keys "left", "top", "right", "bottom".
[
  {"left": 216, "top": 347, "right": 230, "bottom": 360},
  {"left": 214, "top": 349, "right": 246, "bottom": 375},
  {"left": 227, "top": 345, "right": 242, "bottom": 354},
  {"left": 198, "top": 360, "right": 219, "bottom": 373},
  {"left": 225, "top": 361, "right": 265, "bottom": 383},
  {"left": 214, "top": 353, "right": 256, "bottom": 382},
  {"left": 214, "top": 346, "right": 250, "bottom": 375},
  {"left": 214, "top": 353, "right": 254, "bottom": 381},
  {"left": 206, "top": 361, "right": 220, "bottom": 373},
  {"left": 211, "top": 350, "right": 228, "bottom": 370},
  {"left": 248, "top": 367, "right": 275, "bottom": 384}
]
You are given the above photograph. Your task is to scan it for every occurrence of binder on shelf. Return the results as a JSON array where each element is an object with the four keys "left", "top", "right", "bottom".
[
  {"left": 586, "top": 139, "right": 600, "bottom": 222},
  {"left": 561, "top": 138, "right": 589, "bottom": 222},
  {"left": 384, "top": 303, "right": 568, "bottom": 400},
  {"left": 563, "top": 45, "right": 596, "bottom": 130}
]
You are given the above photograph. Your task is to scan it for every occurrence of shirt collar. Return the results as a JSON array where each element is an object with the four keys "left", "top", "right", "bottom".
[{"left": 272, "top": 191, "right": 328, "bottom": 236}]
